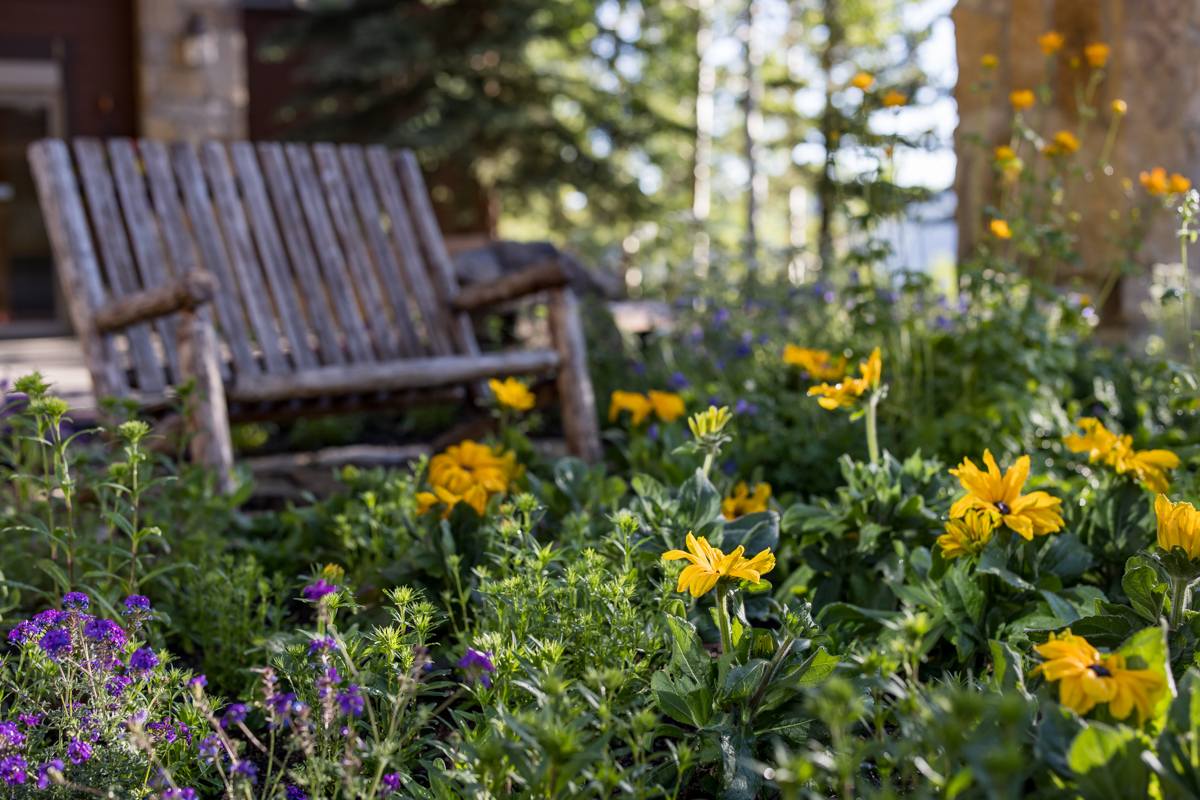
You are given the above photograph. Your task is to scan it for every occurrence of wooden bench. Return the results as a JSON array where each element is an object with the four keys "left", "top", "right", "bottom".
[{"left": 28, "top": 138, "right": 601, "bottom": 491}]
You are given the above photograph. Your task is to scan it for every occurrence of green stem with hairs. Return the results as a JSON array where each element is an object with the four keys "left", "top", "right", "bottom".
[
  {"left": 715, "top": 582, "right": 733, "bottom": 657},
  {"left": 865, "top": 394, "right": 880, "bottom": 465},
  {"left": 1170, "top": 578, "right": 1193, "bottom": 631}
]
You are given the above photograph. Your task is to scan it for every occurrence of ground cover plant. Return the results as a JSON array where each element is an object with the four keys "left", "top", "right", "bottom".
[{"left": 1, "top": 22, "right": 1200, "bottom": 800}]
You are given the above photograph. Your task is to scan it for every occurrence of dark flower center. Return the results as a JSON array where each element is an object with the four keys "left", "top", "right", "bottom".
[
  {"left": 994, "top": 501, "right": 1012, "bottom": 515},
  {"left": 1088, "top": 663, "right": 1112, "bottom": 677}
]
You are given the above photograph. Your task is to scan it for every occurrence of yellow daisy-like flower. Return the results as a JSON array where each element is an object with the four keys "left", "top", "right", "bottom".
[
  {"left": 1063, "top": 417, "right": 1121, "bottom": 462},
  {"left": 994, "top": 145, "right": 1016, "bottom": 162},
  {"left": 882, "top": 91, "right": 907, "bottom": 108},
  {"left": 416, "top": 491, "right": 438, "bottom": 515},
  {"left": 609, "top": 390, "right": 654, "bottom": 426},
  {"left": 850, "top": 72, "right": 874, "bottom": 90},
  {"left": 662, "top": 533, "right": 776, "bottom": 598},
  {"left": 1044, "top": 130, "right": 1080, "bottom": 158},
  {"left": 1038, "top": 31, "right": 1065, "bottom": 55},
  {"left": 648, "top": 390, "right": 687, "bottom": 422},
  {"left": 1064, "top": 418, "right": 1179, "bottom": 494},
  {"left": 1084, "top": 42, "right": 1110, "bottom": 68},
  {"left": 981, "top": 54, "right": 998, "bottom": 69},
  {"left": 783, "top": 345, "right": 847, "bottom": 381},
  {"left": 432, "top": 484, "right": 489, "bottom": 518},
  {"left": 488, "top": 377, "right": 536, "bottom": 412},
  {"left": 722, "top": 482, "right": 771, "bottom": 521},
  {"left": 1156, "top": 494, "right": 1200, "bottom": 561},
  {"left": 1169, "top": 174, "right": 1192, "bottom": 194},
  {"left": 1141, "top": 167, "right": 1168, "bottom": 196},
  {"left": 1032, "top": 630, "right": 1167, "bottom": 723},
  {"left": 990, "top": 219, "right": 1012, "bottom": 239},
  {"left": 1010, "top": 89, "right": 1035, "bottom": 110},
  {"left": 937, "top": 509, "right": 1000, "bottom": 560},
  {"left": 949, "top": 450, "right": 1064, "bottom": 541},
  {"left": 807, "top": 347, "right": 881, "bottom": 410},
  {"left": 429, "top": 440, "right": 517, "bottom": 495}
]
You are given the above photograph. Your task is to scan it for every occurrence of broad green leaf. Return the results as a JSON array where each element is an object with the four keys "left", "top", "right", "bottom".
[
  {"left": 719, "top": 726, "right": 761, "bottom": 800},
  {"left": 665, "top": 614, "right": 715, "bottom": 694},
  {"left": 1067, "top": 723, "right": 1152, "bottom": 800},
  {"left": 1039, "top": 533, "right": 1093, "bottom": 581},
  {"left": 1152, "top": 669, "right": 1200, "bottom": 799},
  {"left": 988, "top": 640, "right": 1030, "bottom": 697},
  {"left": 1123, "top": 564, "right": 1166, "bottom": 623},
  {"left": 651, "top": 671, "right": 700, "bottom": 727},
  {"left": 679, "top": 468, "right": 723, "bottom": 535},
  {"left": 723, "top": 660, "right": 767, "bottom": 703},
  {"left": 723, "top": 510, "right": 778, "bottom": 556}
]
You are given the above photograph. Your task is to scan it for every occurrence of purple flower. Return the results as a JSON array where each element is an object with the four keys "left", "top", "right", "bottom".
[
  {"left": 757, "top": 333, "right": 769, "bottom": 345},
  {"left": 198, "top": 735, "right": 222, "bottom": 760},
  {"left": 7, "top": 621, "right": 40, "bottom": 645},
  {"left": 647, "top": 423, "right": 660, "bottom": 442},
  {"left": 302, "top": 581, "right": 337, "bottom": 601},
  {"left": 35, "top": 759, "right": 62, "bottom": 790},
  {"left": 124, "top": 595, "right": 151, "bottom": 613},
  {"left": 689, "top": 326, "right": 704, "bottom": 343},
  {"left": 162, "top": 790, "right": 198, "bottom": 800},
  {"left": 286, "top": 786, "right": 308, "bottom": 800},
  {"left": 308, "top": 637, "right": 337, "bottom": 656},
  {"left": 0, "top": 721, "right": 26, "bottom": 751},
  {"left": 37, "top": 629, "right": 71, "bottom": 660},
  {"left": 17, "top": 714, "right": 41, "bottom": 728},
  {"left": 221, "top": 704, "right": 248, "bottom": 728},
  {"left": 84, "top": 618, "right": 126, "bottom": 646},
  {"left": 381, "top": 774, "right": 402, "bottom": 795},
  {"left": 336, "top": 685, "right": 365, "bottom": 716},
  {"left": 267, "top": 692, "right": 297, "bottom": 717},
  {"left": 67, "top": 738, "right": 91, "bottom": 765},
  {"left": 32, "top": 609, "right": 65, "bottom": 628},
  {"left": 0, "top": 755, "right": 26, "bottom": 786},
  {"left": 668, "top": 371, "right": 690, "bottom": 390},
  {"left": 713, "top": 308, "right": 730, "bottom": 325},
  {"left": 129, "top": 647, "right": 159, "bottom": 672},
  {"left": 188, "top": 674, "right": 207, "bottom": 691},
  {"left": 62, "top": 592, "right": 89, "bottom": 610},
  {"left": 233, "top": 761, "right": 258, "bottom": 783},
  {"left": 823, "top": 290, "right": 836, "bottom": 303},
  {"left": 735, "top": 398, "right": 758, "bottom": 416},
  {"left": 106, "top": 675, "right": 133, "bottom": 697},
  {"left": 458, "top": 648, "right": 497, "bottom": 689}
]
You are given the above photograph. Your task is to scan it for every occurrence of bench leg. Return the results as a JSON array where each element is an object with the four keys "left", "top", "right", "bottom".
[
  {"left": 177, "top": 308, "right": 236, "bottom": 493},
  {"left": 548, "top": 287, "right": 602, "bottom": 463}
]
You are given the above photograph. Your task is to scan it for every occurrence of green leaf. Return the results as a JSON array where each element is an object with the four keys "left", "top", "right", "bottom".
[
  {"left": 1152, "top": 669, "right": 1200, "bottom": 799},
  {"left": 1039, "top": 533, "right": 1093, "bottom": 581},
  {"left": 1067, "top": 723, "right": 1152, "bottom": 800},
  {"left": 35, "top": 559, "right": 70, "bottom": 593},
  {"left": 1034, "top": 703, "right": 1086, "bottom": 778},
  {"left": 632, "top": 473, "right": 669, "bottom": 507},
  {"left": 723, "top": 660, "right": 767, "bottom": 703},
  {"left": 723, "top": 510, "right": 779, "bottom": 556},
  {"left": 679, "top": 469, "right": 723, "bottom": 535},
  {"left": 791, "top": 647, "right": 839, "bottom": 689},
  {"left": 943, "top": 561, "right": 986, "bottom": 627},
  {"left": 1052, "top": 614, "right": 1138, "bottom": 650},
  {"left": 988, "top": 640, "right": 1030, "bottom": 697},
  {"left": 1123, "top": 564, "right": 1166, "bottom": 623},
  {"left": 665, "top": 614, "right": 714, "bottom": 694},
  {"left": 719, "top": 727, "right": 761, "bottom": 800},
  {"left": 651, "top": 671, "right": 700, "bottom": 727}
]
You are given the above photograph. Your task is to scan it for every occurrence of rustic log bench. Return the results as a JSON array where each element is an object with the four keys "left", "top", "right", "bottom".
[{"left": 29, "top": 138, "right": 601, "bottom": 492}]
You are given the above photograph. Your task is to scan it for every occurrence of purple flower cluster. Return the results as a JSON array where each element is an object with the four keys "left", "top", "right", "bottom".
[
  {"left": 37, "top": 628, "right": 71, "bottom": 660},
  {"left": 381, "top": 773, "right": 402, "bottom": 795},
  {"left": 35, "top": 759, "right": 62, "bottom": 790},
  {"left": 221, "top": 703, "right": 249, "bottom": 729},
  {"left": 198, "top": 735, "right": 222, "bottom": 761},
  {"left": 0, "top": 721, "right": 27, "bottom": 752},
  {"left": 233, "top": 761, "right": 258, "bottom": 783},
  {"left": 336, "top": 685, "right": 364, "bottom": 717},
  {"left": 129, "top": 648, "right": 160, "bottom": 673},
  {"left": 286, "top": 786, "right": 309, "bottom": 800},
  {"left": 308, "top": 636, "right": 337, "bottom": 656},
  {"left": 457, "top": 648, "right": 497, "bottom": 689},
  {"left": 67, "top": 738, "right": 91, "bottom": 765},
  {"left": 302, "top": 580, "right": 338, "bottom": 601},
  {"left": 146, "top": 717, "right": 192, "bottom": 746},
  {"left": 124, "top": 595, "right": 151, "bottom": 614},
  {"left": 17, "top": 714, "right": 41, "bottom": 728},
  {"left": 62, "top": 592, "right": 89, "bottom": 610},
  {"left": 161, "top": 790, "right": 197, "bottom": 800},
  {"left": 0, "top": 754, "right": 26, "bottom": 786},
  {"left": 187, "top": 674, "right": 207, "bottom": 691}
]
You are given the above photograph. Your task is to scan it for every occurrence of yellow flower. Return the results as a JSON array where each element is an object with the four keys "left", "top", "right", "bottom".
[
  {"left": 489, "top": 377, "right": 536, "bottom": 412},
  {"left": 609, "top": 390, "right": 654, "bottom": 425},
  {"left": 994, "top": 145, "right": 1016, "bottom": 162},
  {"left": 1084, "top": 42, "right": 1111, "bottom": 68},
  {"left": 1141, "top": 167, "right": 1168, "bottom": 195},
  {"left": 1044, "top": 130, "right": 1080, "bottom": 157},
  {"left": 990, "top": 219, "right": 1012, "bottom": 239},
  {"left": 662, "top": 533, "right": 776, "bottom": 597},
  {"left": 722, "top": 482, "right": 771, "bottom": 520},
  {"left": 1038, "top": 31, "right": 1065, "bottom": 55},
  {"left": 689, "top": 405, "right": 733, "bottom": 439},
  {"left": 1063, "top": 417, "right": 1122, "bottom": 462},
  {"left": 1064, "top": 418, "right": 1179, "bottom": 494},
  {"left": 882, "top": 91, "right": 907, "bottom": 108},
  {"left": 807, "top": 348, "right": 881, "bottom": 410},
  {"left": 432, "top": 484, "right": 489, "bottom": 518},
  {"left": 1170, "top": 173, "right": 1192, "bottom": 194},
  {"left": 648, "top": 390, "right": 686, "bottom": 422},
  {"left": 937, "top": 509, "right": 1000, "bottom": 560},
  {"left": 416, "top": 491, "right": 438, "bottom": 515},
  {"left": 850, "top": 72, "right": 874, "bottom": 90},
  {"left": 981, "top": 54, "right": 998, "bottom": 69},
  {"left": 1112, "top": 99, "right": 1128, "bottom": 115},
  {"left": 429, "top": 440, "right": 517, "bottom": 494},
  {"left": 1033, "top": 630, "right": 1166, "bottom": 723},
  {"left": 949, "top": 450, "right": 1064, "bottom": 541},
  {"left": 783, "top": 345, "right": 847, "bottom": 380},
  {"left": 1010, "top": 89, "right": 1036, "bottom": 110},
  {"left": 1156, "top": 494, "right": 1200, "bottom": 561}
]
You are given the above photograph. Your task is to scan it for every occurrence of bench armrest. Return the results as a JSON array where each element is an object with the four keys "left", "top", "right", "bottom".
[
  {"left": 94, "top": 270, "right": 217, "bottom": 333},
  {"left": 451, "top": 258, "right": 568, "bottom": 312}
]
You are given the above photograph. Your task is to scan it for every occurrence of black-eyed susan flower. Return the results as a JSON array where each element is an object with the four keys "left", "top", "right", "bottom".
[
  {"left": 1032, "top": 630, "right": 1166, "bottom": 722},
  {"left": 783, "top": 345, "right": 847, "bottom": 380},
  {"left": 609, "top": 390, "right": 654, "bottom": 425},
  {"left": 1064, "top": 418, "right": 1179, "bottom": 494},
  {"left": 416, "top": 491, "right": 438, "bottom": 515},
  {"left": 1010, "top": 89, "right": 1035, "bottom": 110},
  {"left": 429, "top": 440, "right": 521, "bottom": 495},
  {"left": 981, "top": 54, "right": 998, "bottom": 69},
  {"left": 1038, "top": 31, "right": 1065, "bottom": 55},
  {"left": 937, "top": 509, "right": 1000, "bottom": 559},
  {"left": 648, "top": 390, "right": 686, "bottom": 422},
  {"left": 488, "top": 377, "right": 536, "bottom": 412},
  {"left": 1156, "top": 494, "right": 1200, "bottom": 561},
  {"left": 663, "top": 533, "right": 775, "bottom": 597},
  {"left": 722, "top": 482, "right": 771, "bottom": 520},
  {"left": 432, "top": 484, "right": 489, "bottom": 518},
  {"left": 808, "top": 348, "right": 881, "bottom": 409},
  {"left": 949, "top": 450, "right": 1064, "bottom": 540}
]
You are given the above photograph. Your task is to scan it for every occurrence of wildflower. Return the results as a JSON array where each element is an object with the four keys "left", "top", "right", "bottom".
[
  {"left": 199, "top": 735, "right": 222, "bottom": 760},
  {"left": 432, "top": 483, "right": 489, "bottom": 518},
  {"left": 0, "top": 755, "right": 26, "bottom": 786},
  {"left": 1156, "top": 495, "right": 1200, "bottom": 561},
  {"left": 722, "top": 482, "right": 771, "bottom": 520},
  {"left": 1064, "top": 418, "right": 1178, "bottom": 493},
  {"left": 882, "top": 91, "right": 907, "bottom": 107},
  {"left": 808, "top": 348, "right": 881, "bottom": 409},
  {"left": 609, "top": 390, "right": 654, "bottom": 425},
  {"left": 1032, "top": 630, "right": 1166, "bottom": 722},
  {"left": 163, "top": 791, "right": 199, "bottom": 800},
  {"left": 783, "top": 345, "right": 846, "bottom": 380},
  {"left": 336, "top": 685, "right": 365, "bottom": 716},
  {"left": 981, "top": 54, "right": 998, "bottom": 68},
  {"left": 1010, "top": 89, "right": 1035, "bottom": 110},
  {"left": 850, "top": 72, "right": 873, "bottom": 90},
  {"left": 267, "top": 691, "right": 298, "bottom": 716},
  {"left": 1170, "top": 174, "right": 1192, "bottom": 194},
  {"left": 668, "top": 371, "right": 690, "bottom": 390},
  {"left": 124, "top": 595, "right": 151, "bottom": 613},
  {"left": 1044, "top": 130, "right": 1080, "bottom": 157},
  {"left": 233, "top": 761, "right": 258, "bottom": 783},
  {"left": 36, "top": 759, "right": 62, "bottom": 790},
  {"left": 1084, "top": 42, "right": 1110, "bottom": 68},
  {"left": 488, "top": 377, "right": 535, "bottom": 412},
  {"left": 428, "top": 440, "right": 520, "bottom": 494},
  {"left": 285, "top": 787, "right": 308, "bottom": 800},
  {"left": 734, "top": 398, "right": 758, "bottom": 416},
  {"left": 663, "top": 532, "right": 776, "bottom": 597},
  {"left": 7, "top": 621, "right": 40, "bottom": 645},
  {"left": 37, "top": 629, "right": 71, "bottom": 661},
  {"left": 937, "top": 509, "right": 1000, "bottom": 559},
  {"left": 62, "top": 592, "right": 88, "bottom": 610},
  {"left": 382, "top": 774, "right": 402, "bottom": 795},
  {"left": 1038, "top": 31, "right": 1065, "bottom": 55},
  {"left": 67, "top": 738, "right": 92, "bottom": 765},
  {"left": 1112, "top": 99, "right": 1127, "bottom": 115},
  {"left": 990, "top": 219, "right": 1012, "bottom": 239},
  {"left": 1141, "top": 167, "right": 1169, "bottom": 195},
  {"left": 17, "top": 714, "right": 41, "bottom": 728},
  {"left": 458, "top": 648, "right": 497, "bottom": 688},
  {"left": 994, "top": 145, "right": 1016, "bottom": 162},
  {"left": 188, "top": 674, "right": 207, "bottom": 691},
  {"left": 222, "top": 703, "right": 249, "bottom": 729},
  {"left": 0, "top": 722, "right": 25, "bottom": 752},
  {"left": 84, "top": 618, "right": 127, "bottom": 647},
  {"left": 648, "top": 390, "right": 686, "bottom": 422},
  {"left": 303, "top": 580, "right": 338, "bottom": 601},
  {"left": 107, "top": 675, "right": 133, "bottom": 697},
  {"left": 308, "top": 637, "right": 337, "bottom": 657},
  {"left": 32, "top": 609, "right": 65, "bottom": 628},
  {"left": 949, "top": 450, "right": 1064, "bottom": 540},
  {"left": 129, "top": 647, "right": 160, "bottom": 673}
]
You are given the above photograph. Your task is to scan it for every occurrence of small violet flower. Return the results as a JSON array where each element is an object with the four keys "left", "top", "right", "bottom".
[
  {"left": 123, "top": 595, "right": 151, "bottom": 614},
  {"left": 0, "top": 721, "right": 27, "bottom": 751},
  {"left": 308, "top": 637, "right": 337, "bottom": 656},
  {"left": 381, "top": 774, "right": 402, "bottom": 795},
  {"left": 17, "top": 714, "right": 41, "bottom": 728},
  {"left": 37, "top": 629, "right": 71, "bottom": 661},
  {"left": 221, "top": 704, "right": 248, "bottom": 729},
  {"left": 129, "top": 647, "right": 160, "bottom": 673},
  {"left": 233, "top": 761, "right": 258, "bottom": 783},
  {"left": 162, "top": 790, "right": 198, "bottom": 800},
  {"left": 457, "top": 648, "right": 497, "bottom": 689},
  {"left": 0, "top": 755, "right": 27, "bottom": 786},
  {"left": 61, "top": 592, "right": 89, "bottom": 610},
  {"left": 302, "top": 581, "right": 337, "bottom": 601},
  {"left": 336, "top": 685, "right": 365, "bottom": 716},
  {"left": 67, "top": 738, "right": 91, "bottom": 765},
  {"left": 36, "top": 759, "right": 63, "bottom": 790},
  {"left": 285, "top": 786, "right": 309, "bottom": 800}
]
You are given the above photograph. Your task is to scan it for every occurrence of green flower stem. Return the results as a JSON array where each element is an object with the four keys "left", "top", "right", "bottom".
[
  {"left": 865, "top": 393, "right": 881, "bottom": 465},
  {"left": 1170, "top": 577, "right": 1193, "bottom": 631},
  {"left": 715, "top": 582, "right": 733, "bottom": 657},
  {"left": 702, "top": 450, "right": 715, "bottom": 480},
  {"left": 747, "top": 633, "right": 796, "bottom": 716}
]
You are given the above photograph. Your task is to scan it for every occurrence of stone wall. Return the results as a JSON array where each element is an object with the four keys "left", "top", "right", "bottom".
[
  {"left": 136, "top": 0, "right": 248, "bottom": 142},
  {"left": 953, "top": 0, "right": 1200, "bottom": 329}
]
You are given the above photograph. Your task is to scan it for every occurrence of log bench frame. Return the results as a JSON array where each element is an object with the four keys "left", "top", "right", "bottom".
[{"left": 29, "top": 138, "right": 602, "bottom": 492}]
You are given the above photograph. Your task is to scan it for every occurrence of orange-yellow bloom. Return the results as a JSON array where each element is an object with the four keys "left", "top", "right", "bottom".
[
  {"left": 949, "top": 450, "right": 1064, "bottom": 540},
  {"left": 882, "top": 91, "right": 907, "bottom": 108},
  {"left": 807, "top": 348, "right": 881, "bottom": 410},
  {"left": 1044, "top": 130, "right": 1080, "bottom": 157},
  {"left": 663, "top": 533, "right": 775, "bottom": 597},
  {"left": 432, "top": 484, "right": 489, "bottom": 518},
  {"left": 990, "top": 219, "right": 1012, "bottom": 239},
  {"left": 429, "top": 440, "right": 519, "bottom": 495},
  {"left": 1170, "top": 173, "right": 1192, "bottom": 194},
  {"left": 489, "top": 377, "right": 536, "bottom": 412},
  {"left": 981, "top": 54, "right": 998, "bottom": 69},
  {"left": 1112, "top": 99, "right": 1127, "bottom": 115},
  {"left": 648, "top": 390, "right": 687, "bottom": 422},
  {"left": 850, "top": 72, "right": 873, "bottom": 90},
  {"left": 1156, "top": 494, "right": 1200, "bottom": 561},
  {"left": 609, "top": 390, "right": 654, "bottom": 425},
  {"left": 1010, "top": 89, "right": 1035, "bottom": 110},
  {"left": 1064, "top": 418, "right": 1179, "bottom": 494},
  {"left": 416, "top": 491, "right": 438, "bottom": 515},
  {"left": 1038, "top": 31, "right": 1065, "bottom": 55},
  {"left": 995, "top": 145, "right": 1016, "bottom": 162},
  {"left": 783, "top": 345, "right": 847, "bottom": 380},
  {"left": 937, "top": 509, "right": 1000, "bottom": 560},
  {"left": 1084, "top": 42, "right": 1111, "bottom": 68},
  {"left": 722, "top": 482, "right": 771, "bottom": 520},
  {"left": 1033, "top": 630, "right": 1166, "bottom": 723},
  {"left": 1141, "top": 168, "right": 1168, "bottom": 195}
]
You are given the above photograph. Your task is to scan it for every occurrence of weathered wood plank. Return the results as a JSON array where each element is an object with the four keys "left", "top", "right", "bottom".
[
  {"left": 73, "top": 138, "right": 166, "bottom": 395},
  {"left": 228, "top": 349, "right": 560, "bottom": 404},
  {"left": 227, "top": 386, "right": 465, "bottom": 424},
  {"left": 548, "top": 287, "right": 602, "bottom": 463},
  {"left": 284, "top": 143, "right": 374, "bottom": 363},
  {"left": 257, "top": 142, "right": 345, "bottom": 366},
  {"left": 312, "top": 143, "right": 402, "bottom": 360},
  {"left": 27, "top": 140, "right": 127, "bottom": 399},
  {"left": 94, "top": 270, "right": 216, "bottom": 333},
  {"left": 168, "top": 142, "right": 261, "bottom": 379},
  {"left": 107, "top": 139, "right": 182, "bottom": 383},
  {"left": 365, "top": 145, "right": 454, "bottom": 356},
  {"left": 338, "top": 144, "right": 423, "bottom": 358},
  {"left": 177, "top": 306, "right": 235, "bottom": 493},
  {"left": 230, "top": 142, "right": 318, "bottom": 370},
  {"left": 200, "top": 141, "right": 290, "bottom": 374},
  {"left": 393, "top": 149, "right": 479, "bottom": 356},
  {"left": 453, "top": 259, "right": 567, "bottom": 311}
]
